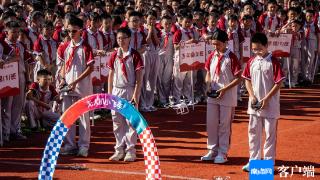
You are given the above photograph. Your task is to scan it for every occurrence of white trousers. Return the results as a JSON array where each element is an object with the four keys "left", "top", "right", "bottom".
[
  {"left": 1, "top": 75, "right": 25, "bottom": 135},
  {"left": 302, "top": 41, "right": 317, "bottom": 81},
  {"left": 283, "top": 48, "right": 301, "bottom": 85},
  {"left": 62, "top": 95, "right": 91, "bottom": 150},
  {"left": 25, "top": 100, "right": 59, "bottom": 128},
  {"left": 157, "top": 53, "right": 173, "bottom": 103},
  {"left": 248, "top": 114, "right": 278, "bottom": 161},
  {"left": 206, "top": 103, "right": 233, "bottom": 154},
  {"left": 111, "top": 87, "right": 137, "bottom": 154},
  {"left": 140, "top": 51, "right": 160, "bottom": 108}
]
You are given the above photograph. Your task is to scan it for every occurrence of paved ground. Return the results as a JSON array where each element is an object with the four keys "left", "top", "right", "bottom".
[{"left": 0, "top": 85, "right": 319, "bottom": 180}]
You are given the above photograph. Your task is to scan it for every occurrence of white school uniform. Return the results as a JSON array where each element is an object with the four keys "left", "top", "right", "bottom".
[
  {"left": 27, "top": 26, "right": 39, "bottom": 45},
  {"left": 107, "top": 48, "right": 144, "bottom": 154},
  {"left": 242, "top": 53, "right": 285, "bottom": 161},
  {"left": 172, "top": 27, "right": 199, "bottom": 102},
  {"left": 227, "top": 28, "right": 244, "bottom": 60},
  {"left": 129, "top": 29, "right": 146, "bottom": 50},
  {"left": 25, "top": 82, "right": 60, "bottom": 128},
  {"left": 302, "top": 22, "right": 320, "bottom": 81},
  {"left": 140, "top": 26, "right": 160, "bottom": 109},
  {"left": 205, "top": 49, "right": 241, "bottom": 154},
  {"left": 258, "top": 13, "right": 280, "bottom": 33},
  {"left": 102, "top": 30, "right": 116, "bottom": 50},
  {"left": 2, "top": 40, "right": 31, "bottom": 136},
  {"left": 282, "top": 31, "right": 302, "bottom": 86},
  {"left": 157, "top": 30, "right": 174, "bottom": 104},
  {"left": 57, "top": 39, "right": 94, "bottom": 150},
  {"left": 33, "top": 35, "right": 57, "bottom": 81},
  {"left": 83, "top": 28, "right": 106, "bottom": 94}
]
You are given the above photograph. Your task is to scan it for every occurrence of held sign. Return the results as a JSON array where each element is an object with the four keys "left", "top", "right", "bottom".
[
  {"left": 0, "top": 61, "right": 20, "bottom": 98},
  {"left": 179, "top": 41, "right": 206, "bottom": 72}
]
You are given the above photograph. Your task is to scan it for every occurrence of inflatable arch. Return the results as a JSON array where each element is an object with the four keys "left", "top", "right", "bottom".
[{"left": 38, "top": 93, "right": 161, "bottom": 180}]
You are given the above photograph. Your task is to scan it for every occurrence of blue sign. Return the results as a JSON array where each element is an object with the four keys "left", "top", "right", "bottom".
[{"left": 249, "top": 160, "right": 274, "bottom": 180}]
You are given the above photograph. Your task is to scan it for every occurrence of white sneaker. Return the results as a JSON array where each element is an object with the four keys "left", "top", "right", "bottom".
[
  {"left": 77, "top": 148, "right": 89, "bottom": 157},
  {"left": 242, "top": 162, "right": 250, "bottom": 172},
  {"left": 109, "top": 151, "right": 125, "bottom": 161},
  {"left": 201, "top": 150, "right": 217, "bottom": 161},
  {"left": 123, "top": 152, "right": 136, "bottom": 162},
  {"left": 214, "top": 154, "right": 228, "bottom": 164}
]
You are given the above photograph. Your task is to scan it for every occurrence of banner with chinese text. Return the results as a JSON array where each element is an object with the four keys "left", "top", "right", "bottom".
[
  {"left": 267, "top": 34, "right": 292, "bottom": 57},
  {"left": 0, "top": 61, "right": 20, "bottom": 98},
  {"left": 179, "top": 41, "right": 206, "bottom": 72}
]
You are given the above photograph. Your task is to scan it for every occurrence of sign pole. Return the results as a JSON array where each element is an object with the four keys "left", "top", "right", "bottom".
[
  {"left": 312, "top": 54, "right": 319, "bottom": 84},
  {"left": 190, "top": 70, "right": 195, "bottom": 111},
  {"left": 286, "top": 58, "right": 292, "bottom": 88}
]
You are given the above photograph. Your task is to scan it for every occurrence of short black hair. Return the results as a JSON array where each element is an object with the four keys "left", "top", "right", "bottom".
[
  {"left": 305, "top": 9, "right": 315, "bottom": 15},
  {"left": 291, "top": 19, "right": 302, "bottom": 27},
  {"left": 161, "top": 15, "right": 172, "bottom": 21},
  {"left": 267, "top": 0, "right": 278, "bottom": 6},
  {"left": 251, "top": 32, "right": 268, "bottom": 46},
  {"left": 5, "top": 21, "right": 20, "bottom": 30},
  {"left": 102, "top": 13, "right": 112, "bottom": 20},
  {"left": 64, "top": 2, "right": 74, "bottom": 7},
  {"left": 228, "top": 14, "right": 238, "bottom": 21},
  {"left": 88, "top": 12, "right": 101, "bottom": 21},
  {"left": 208, "top": 12, "right": 219, "bottom": 20},
  {"left": 30, "top": 11, "right": 44, "bottom": 21},
  {"left": 42, "top": 21, "right": 54, "bottom": 29},
  {"left": 117, "top": 27, "right": 131, "bottom": 38},
  {"left": 37, "top": 69, "right": 52, "bottom": 77},
  {"left": 0, "top": 10, "right": 16, "bottom": 22},
  {"left": 181, "top": 12, "right": 193, "bottom": 20},
  {"left": 242, "top": 14, "right": 253, "bottom": 21},
  {"left": 68, "top": 16, "right": 83, "bottom": 28},
  {"left": 287, "top": 7, "right": 298, "bottom": 14},
  {"left": 129, "top": 11, "right": 142, "bottom": 18},
  {"left": 145, "top": 10, "right": 157, "bottom": 19},
  {"left": 212, "top": 29, "right": 228, "bottom": 43}
]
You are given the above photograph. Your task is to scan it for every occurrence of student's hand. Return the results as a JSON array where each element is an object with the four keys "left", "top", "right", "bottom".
[
  {"left": 96, "top": 50, "right": 106, "bottom": 56},
  {"left": 68, "top": 81, "right": 77, "bottom": 91},
  {"left": 250, "top": 96, "right": 258, "bottom": 105},
  {"left": 185, "top": 39, "right": 195, "bottom": 44},
  {"left": 131, "top": 96, "right": 139, "bottom": 109},
  {"left": 260, "top": 97, "right": 270, "bottom": 109},
  {"left": 58, "top": 79, "right": 66, "bottom": 89},
  {"left": 216, "top": 88, "right": 226, "bottom": 99}
]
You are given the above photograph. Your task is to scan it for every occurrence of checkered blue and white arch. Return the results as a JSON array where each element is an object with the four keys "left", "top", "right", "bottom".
[{"left": 38, "top": 94, "right": 161, "bottom": 180}]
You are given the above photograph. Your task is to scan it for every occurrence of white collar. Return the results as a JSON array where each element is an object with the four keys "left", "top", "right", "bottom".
[
  {"left": 257, "top": 53, "right": 272, "bottom": 61},
  {"left": 117, "top": 47, "right": 132, "bottom": 58},
  {"left": 41, "top": 35, "right": 51, "bottom": 41},
  {"left": 207, "top": 26, "right": 216, "bottom": 32},
  {"left": 214, "top": 48, "right": 231, "bottom": 57},
  {"left": 28, "top": 26, "right": 38, "bottom": 33},
  {"left": 305, "top": 22, "right": 314, "bottom": 27},
  {"left": 87, "top": 28, "right": 98, "bottom": 35},
  {"left": 70, "top": 39, "right": 83, "bottom": 47},
  {"left": 5, "top": 39, "right": 16, "bottom": 45},
  {"left": 181, "top": 27, "right": 191, "bottom": 33}
]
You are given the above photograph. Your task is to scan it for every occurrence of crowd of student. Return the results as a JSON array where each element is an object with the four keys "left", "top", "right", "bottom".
[{"left": 0, "top": 0, "right": 319, "bottom": 170}]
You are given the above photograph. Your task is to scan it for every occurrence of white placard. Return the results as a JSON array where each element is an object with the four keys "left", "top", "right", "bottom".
[{"left": 0, "top": 61, "right": 20, "bottom": 98}]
